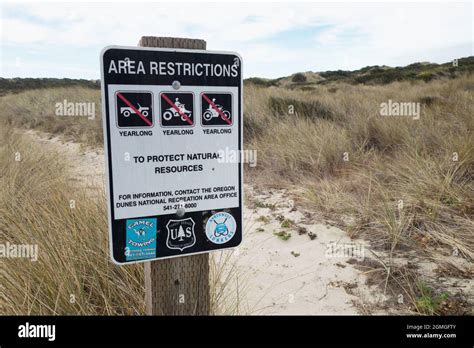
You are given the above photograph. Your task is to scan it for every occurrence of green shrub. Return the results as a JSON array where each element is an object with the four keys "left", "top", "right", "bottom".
[{"left": 291, "top": 73, "right": 307, "bottom": 83}]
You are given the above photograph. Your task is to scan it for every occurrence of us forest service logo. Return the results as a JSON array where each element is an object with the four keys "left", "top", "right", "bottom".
[
  {"left": 166, "top": 218, "right": 196, "bottom": 251},
  {"left": 205, "top": 212, "right": 237, "bottom": 244}
]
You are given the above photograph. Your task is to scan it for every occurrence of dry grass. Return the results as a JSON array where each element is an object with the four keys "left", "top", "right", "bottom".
[
  {"left": 244, "top": 75, "right": 473, "bottom": 314},
  {"left": 0, "top": 87, "right": 103, "bottom": 147},
  {"left": 0, "top": 73, "right": 472, "bottom": 315},
  {"left": 244, "top": 77, "right": 473, "bottom": 249},
  {"left": 0, "top": 125, "right": 144, "bottom": 314},
  {"left": 0, "top": 124, "right": 239, "bottom": 315}
]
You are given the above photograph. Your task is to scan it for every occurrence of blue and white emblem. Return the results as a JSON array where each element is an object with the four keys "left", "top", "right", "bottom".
[{"left": 205, "top": 212, "right": 236, "bottom": 244}]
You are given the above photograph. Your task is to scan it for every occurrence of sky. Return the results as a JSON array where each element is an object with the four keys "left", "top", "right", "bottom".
[{"left": 0, "top": 0, "right": 473, "bottom": 79}]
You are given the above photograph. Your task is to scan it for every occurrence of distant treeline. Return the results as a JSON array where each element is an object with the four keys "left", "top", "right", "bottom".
[
  {"left": 2, "top": 56, "right": 473, "bottom": 94},
  {"left": 318, "top": 56, "right": 474, "bottom": 85},
  {"left": 245, "top": 56, "right": 474, "bottom": 87},
  {"left": 0, "top": 78, "right": 100, "bottom": 95}
]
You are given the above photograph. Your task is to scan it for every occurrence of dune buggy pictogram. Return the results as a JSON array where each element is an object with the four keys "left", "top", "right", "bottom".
[
  {"left": 115, "top": 91, "right": 153, "bottom": 128},
  {"left": 120, "top": 104, "right": 150, "bottom": 118}
]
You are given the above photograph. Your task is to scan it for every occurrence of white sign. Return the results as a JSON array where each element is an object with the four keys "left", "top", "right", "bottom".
[{"left": 101, "top": 46, "right": 243, "bottom": 264}]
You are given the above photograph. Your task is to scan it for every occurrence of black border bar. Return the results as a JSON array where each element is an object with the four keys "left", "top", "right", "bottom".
[{"left": 1, "top": 315, "right": 472, "bottom": 346}]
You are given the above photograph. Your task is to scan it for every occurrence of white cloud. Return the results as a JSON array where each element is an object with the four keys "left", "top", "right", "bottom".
[{"left": 1, "top": 1, "right": 472, "bottom": 78}]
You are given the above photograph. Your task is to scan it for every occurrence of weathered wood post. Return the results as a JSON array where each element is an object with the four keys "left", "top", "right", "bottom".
[{"left": 140, "top": 36, "right": 210, "bottom": 315}]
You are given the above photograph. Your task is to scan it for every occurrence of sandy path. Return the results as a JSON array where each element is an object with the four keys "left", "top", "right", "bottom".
[
  {"left": 23, "top": 130, "right": 105, "bottom": 191},
  {"left": 236, "top": 186, "right": 374, "bottom": 314},
  {"left": 22, "top": 129, "right": 380, "bottom": 315}
]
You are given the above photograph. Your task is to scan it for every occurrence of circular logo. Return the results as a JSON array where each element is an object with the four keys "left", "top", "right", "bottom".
[{"left": 205, "top": 212, "right": 237, "bottom": 244}]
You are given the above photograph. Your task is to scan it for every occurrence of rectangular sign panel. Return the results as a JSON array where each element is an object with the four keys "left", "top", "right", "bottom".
[{"left": 100, "top": 46, "right": 243, "bottom": 264}]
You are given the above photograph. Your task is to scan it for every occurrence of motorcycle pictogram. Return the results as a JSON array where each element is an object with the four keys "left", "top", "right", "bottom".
[{"left": 203, "top": 98, "right": 231, "bottom": 121}]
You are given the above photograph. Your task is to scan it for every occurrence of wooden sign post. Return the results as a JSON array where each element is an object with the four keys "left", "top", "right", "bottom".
[
  {"left": 140, "top": 37, "right": 210, "bottom": 315},
  {"left": 101, "top": 36, "right": 241, "bottom": 313}
]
